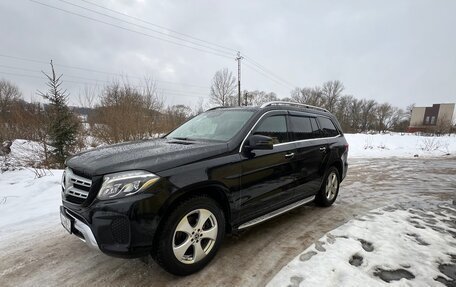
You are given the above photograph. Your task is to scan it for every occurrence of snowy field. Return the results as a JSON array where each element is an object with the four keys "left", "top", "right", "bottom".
[
  {"left": 267, "top": 203, "right": 456, "bottom": 287},
  {"left": 345, "top": 133, "right": 456, "bottom": 158},
  {"left": 0, "top": 169, "right": 62, "bottom": 247}
]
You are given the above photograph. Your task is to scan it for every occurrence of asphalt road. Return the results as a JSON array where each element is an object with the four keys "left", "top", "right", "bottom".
[{"left": 1, "top": 157, "right": 455, "bottom": 287}]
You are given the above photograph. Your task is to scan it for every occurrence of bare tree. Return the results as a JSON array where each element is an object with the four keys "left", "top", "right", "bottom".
[
  {"left": 349, "top": 98, "right": 363, "bottom": 132},
  {"left": 0, "top": 79, "right": 22, "bottom": 115},
  {"left": 321, "top": 80, "right": 344, "bottom": 113},
  {"left": 163, "top": 105, "right": 192, "bottom": 131},
  {"left": 77, "top": 85, "right": 99, "bottom": 108},
  {"left": 210, "top": 68, "right": 237, "bottom": 107},
  {"left": 0, "top": 79, "right": 22, "bottom": 141},
  {"left": 335, "top": 95, "right": 353, "bottom": 132},
  {"left": 376, "top": 103, "right": 393, "bottom": 132},
  {"left": 291, "top": 87, "right": 324, "bottom": 106},
  {"left": 243, "top": 90, "right": 278, "bottom": 106},
  {"left": 89, "top": 79, "right": 164, "bottom": 143},
  {"left": 360, "top": 99, "right": 377, "bottom": 132}
]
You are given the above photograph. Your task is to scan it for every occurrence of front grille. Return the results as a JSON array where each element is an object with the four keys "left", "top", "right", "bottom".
[{"left": 63, "top": 168, "right": 92, "bottom": 203}]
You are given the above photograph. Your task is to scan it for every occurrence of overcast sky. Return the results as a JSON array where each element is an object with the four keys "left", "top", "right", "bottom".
[{"left": 0, "top": 0, "right": 455, "bottom": 109}]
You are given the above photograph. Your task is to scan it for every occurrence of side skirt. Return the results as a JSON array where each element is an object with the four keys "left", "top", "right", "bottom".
[{"left": 237, "top": 196, "right": 315, "bottom": 230}]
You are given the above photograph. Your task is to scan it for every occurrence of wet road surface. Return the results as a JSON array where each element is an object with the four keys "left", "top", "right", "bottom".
[{"left": 0, "top": 157, "right": 455, "bottom": 286}]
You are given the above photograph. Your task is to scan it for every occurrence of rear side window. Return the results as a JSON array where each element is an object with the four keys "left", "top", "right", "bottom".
[
  {"left": 253, "top": 115, "right": 289, "bottom": 144},
  {"left": 317, "top": 117, "right": 339, "bottom": 137},
  {"left": 289, "top": 116, "right": 313, "bottom": 140},
  {"left": 309, "top": 118, "right": 321, "bottom": 137}
]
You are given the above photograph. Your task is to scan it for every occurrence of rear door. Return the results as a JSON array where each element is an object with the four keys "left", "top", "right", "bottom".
[
  {"left": 239, "top": 111, "right": 298, "bottom": 220},
  {"left": 288, "top": 112, "right": 330, "bottom": 198}
]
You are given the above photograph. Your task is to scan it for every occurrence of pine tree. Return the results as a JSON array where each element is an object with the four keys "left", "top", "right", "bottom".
[{"left": 38, "top": 60, "right": 80, "bottom": 167}]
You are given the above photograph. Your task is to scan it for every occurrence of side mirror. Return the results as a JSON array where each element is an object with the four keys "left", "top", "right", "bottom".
[{"left": 246, "top": 135, "right": 274, "bottom": 150}]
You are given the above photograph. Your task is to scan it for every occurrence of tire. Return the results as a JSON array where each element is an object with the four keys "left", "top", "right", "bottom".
[
  {"left": 315, "top": 167, "right": 340, "bottom": 207},
  {"left": 154, "top": 196, "right": 225, "bottom": 276}
]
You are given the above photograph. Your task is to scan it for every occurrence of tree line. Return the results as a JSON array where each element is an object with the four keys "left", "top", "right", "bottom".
[
  {"left": 0, "top": 65, "right": 197, "bottom": 167},
  {"left": 209, "top": 68, "right": 414, "bottom": 133},
  {"left": 1, "top": 65, "right": 440, "bottom": 168}
]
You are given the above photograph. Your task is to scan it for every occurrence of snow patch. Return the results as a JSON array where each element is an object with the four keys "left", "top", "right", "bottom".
[
  {"left": 0, "top": 169, "right": 62, "bottom": 245},
  {"left": 345, "top": 133, "right": 456, "bottom": 158},
  {"left": 267, "top": 203, "right": 456, "bottom": 287}
]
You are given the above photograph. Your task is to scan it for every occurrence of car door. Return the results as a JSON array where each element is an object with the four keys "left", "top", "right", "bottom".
[
  {"left": 239, "top": 111, "right": 298, "bottom": 220},
  {"left": 288, "top": 112, "right": 330, "bottom": 198}
]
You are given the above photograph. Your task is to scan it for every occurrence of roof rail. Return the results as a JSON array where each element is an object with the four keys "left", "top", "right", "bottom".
[
  {"left": 206, "top": 106, "right": 229, "bottom": 111},
  {"left": 260, "top": 101, "right": 328, "bottom": 112}
]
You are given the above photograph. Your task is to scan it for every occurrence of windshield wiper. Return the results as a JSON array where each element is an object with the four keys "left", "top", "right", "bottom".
[{"left": 171, "top": 137, "right": 195, "bottom": 141}]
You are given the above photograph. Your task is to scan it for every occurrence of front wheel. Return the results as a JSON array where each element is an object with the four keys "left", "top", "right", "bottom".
[
  {"left": 315, "top": 167, "right": 340, "bottom": 207},
  {"left": 154, "top": 196, "right": 225, "bottom": 276}
]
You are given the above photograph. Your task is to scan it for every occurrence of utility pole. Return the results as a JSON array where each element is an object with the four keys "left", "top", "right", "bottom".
[{"left": 235, "top": 51, "right": 243, "bottom": 106}]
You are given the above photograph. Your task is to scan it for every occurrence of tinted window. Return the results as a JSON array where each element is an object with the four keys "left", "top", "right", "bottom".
[
  {"left": 289, "top": 116, "right": 313, "bottom": 140},
  {"left": 318, "top": 117, "right": 339, "bottom": 137},
  {"left": 309, "top": 118, "right": 322, "bottom": 137},
  {"left": 253, "top": 115, "right": 289, "bottom": 144}
]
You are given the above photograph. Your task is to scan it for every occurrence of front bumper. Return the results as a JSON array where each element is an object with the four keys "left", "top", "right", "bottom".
[
  {"left": 62, "top": 206, "right": 100, "bottom": 251},
  {"left": 61, "top": 192, "right": 164, "bottom": 258}
]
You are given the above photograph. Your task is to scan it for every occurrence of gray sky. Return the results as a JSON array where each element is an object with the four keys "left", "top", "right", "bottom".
[{"left": 0, "top": 0, "right": 455, "bottom": 109}]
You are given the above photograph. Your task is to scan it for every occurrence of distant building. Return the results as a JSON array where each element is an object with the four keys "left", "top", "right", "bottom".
[{"left": 408, "top": 103, "right": 456, "bottom": 132}]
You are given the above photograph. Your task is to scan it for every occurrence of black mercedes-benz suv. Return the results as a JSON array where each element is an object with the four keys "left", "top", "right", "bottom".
[{"left": 60, "top": 101, "right": 349, "bottom": 275}]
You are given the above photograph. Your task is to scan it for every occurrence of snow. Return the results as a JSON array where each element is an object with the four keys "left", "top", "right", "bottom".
[
  {"left": 0, "top": 169, "right": 63, "bottom": 246},
  {"left": 267, "top": 203, "right": 456, "bottom": 287},
  {"left": 1, "top": 140, "right": 46, "bottom": 170},
  {"left": 345, "top": 133, "right": 456, "bottom": 159}
]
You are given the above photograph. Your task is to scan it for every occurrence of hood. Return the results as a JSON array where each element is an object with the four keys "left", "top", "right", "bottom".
[{"left": 66, "top": 138, "right": 229, "bottom": 176}]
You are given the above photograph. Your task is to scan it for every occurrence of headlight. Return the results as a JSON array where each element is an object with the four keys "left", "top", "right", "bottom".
[{"left": 97, "top": 170, "right": 160, "bottom": 200}]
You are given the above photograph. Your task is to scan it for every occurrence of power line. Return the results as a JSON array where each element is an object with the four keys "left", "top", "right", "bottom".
[
  {"left": 0, "top": 70, "right": 208, "bottom": 98},
  {"left": 243, "top": 61, "right": 294, "bottom": 89},
  {"left": 78, "top": 0, "right": 237, "bottom": 53},
  {"left": 28, "top": 1, "right": 298, "bottom": 93},
  {"left": 0, "top": 54, "right": 210, "bottom": 89},
  {"left": 29, "top": 1, "right": 298, "bottom": 92},
  {"left": 243, "top": 56, "right": 296, "bottom": 88},
  {"left": 71, "top": 0, "right": 297, "bottom": 90},
  {"left": 55, "top": 0, "right": 234, "bottom": 57},
  {"left": 28, "top": 0, "right": 234, "bottom": 59}
]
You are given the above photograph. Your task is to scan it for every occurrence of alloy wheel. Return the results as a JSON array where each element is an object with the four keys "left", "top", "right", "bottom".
[
  {"left": 172, "top": 209, "right": 218, "bottom": 264},
  {"left": 325, "top": 172, "right": 338, "bottom": 201}
]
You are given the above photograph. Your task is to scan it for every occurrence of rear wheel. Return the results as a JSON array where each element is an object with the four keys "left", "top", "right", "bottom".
[
  {"left": 154, "top": 196, "right": 225, "bottom": 276},
  {"left": 315, "top": 167, "right": 340, "bottom": 207}
]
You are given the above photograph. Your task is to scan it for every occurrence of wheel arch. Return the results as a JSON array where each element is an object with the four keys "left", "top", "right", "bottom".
[
  {"left": 331, "top": 160, "right": 343, "bottom": 182},
  {"left": 152, "top": 182, "right": 232, "bottom": 252}
]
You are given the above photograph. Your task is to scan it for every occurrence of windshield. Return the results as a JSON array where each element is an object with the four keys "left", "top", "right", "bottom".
[{"left": 166, "top": 109, "right": 255, "bottom": 142}]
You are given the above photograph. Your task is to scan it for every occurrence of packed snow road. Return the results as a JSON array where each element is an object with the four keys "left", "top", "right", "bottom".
[{"left": 0, "top": 157, "right": 455, "bottom": 287}]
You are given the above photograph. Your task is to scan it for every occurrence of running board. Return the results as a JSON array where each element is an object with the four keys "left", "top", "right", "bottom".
[{"left": 238, "top": 196, "right": 315, "bottom": 230}]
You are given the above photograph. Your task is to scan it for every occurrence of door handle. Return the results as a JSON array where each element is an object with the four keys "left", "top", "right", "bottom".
[
  {"left": 319, "top": 146, "right": 327, "bottom": 152},
  {"left": 285, "top": 152, "right": 295, "bottom": 159}
]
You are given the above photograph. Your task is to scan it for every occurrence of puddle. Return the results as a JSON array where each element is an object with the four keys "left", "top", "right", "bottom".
[
  {"left": 299, "top": 251, "right": 317, "bottom": 262},
  {"left": 288, "top": 276, "right": 303, "bottom": 287},
  {"left": 373, "top": 268, "right": 415, "bottom": 283},
  {"left": 358, "top": 239, "right": 374, "bottom": 252},
  {"left": 406, "top": 233, "right": 430, "bottom": 246},
  {"left": 435, "top": 263, "right": 456, "bottom": 286},
  {"left": 349, "top": 254, "right": 363, "bottom": 267}
]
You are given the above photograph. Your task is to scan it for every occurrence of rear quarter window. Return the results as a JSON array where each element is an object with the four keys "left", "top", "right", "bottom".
[{"left": 317, "top": 117, "right": 339, "bottom": 137}]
